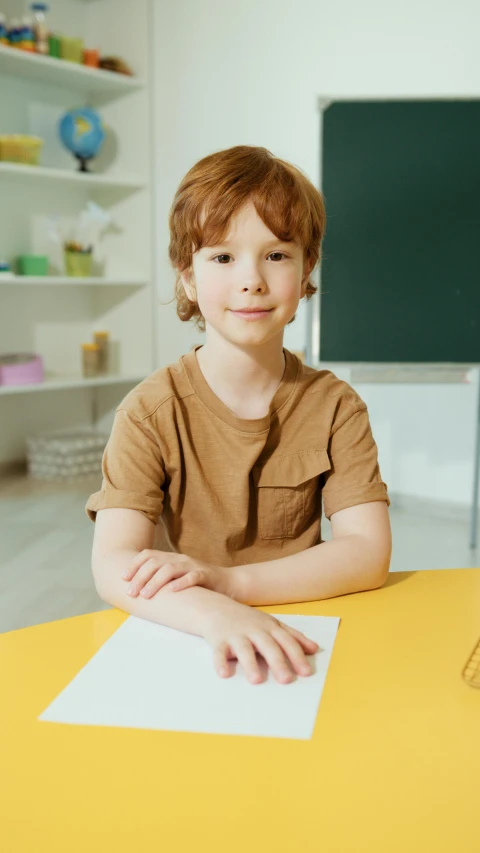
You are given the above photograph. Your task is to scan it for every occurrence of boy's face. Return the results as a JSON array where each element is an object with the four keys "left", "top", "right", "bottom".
[{"left": 180, "top": 200, "right": 312, "bottom": 346}]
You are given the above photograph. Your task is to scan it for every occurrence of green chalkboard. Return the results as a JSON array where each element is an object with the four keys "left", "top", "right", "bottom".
[{"left": 320, "top": 100, "right": 480, "bottom": 363}]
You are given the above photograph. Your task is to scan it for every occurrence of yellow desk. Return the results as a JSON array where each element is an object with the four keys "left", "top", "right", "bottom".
[{"left": 1, "top": 569, "right": 479, "bottom": 853}]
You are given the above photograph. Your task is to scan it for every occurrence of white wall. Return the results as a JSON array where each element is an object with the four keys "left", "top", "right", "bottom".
[{"left": 152, "top": 0, "right": 480, "bottom": 517}]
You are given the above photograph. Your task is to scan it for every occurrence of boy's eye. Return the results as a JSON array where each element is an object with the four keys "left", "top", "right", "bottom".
[{"left": 212, "top": 252, "right": 288, "bottom": 264}]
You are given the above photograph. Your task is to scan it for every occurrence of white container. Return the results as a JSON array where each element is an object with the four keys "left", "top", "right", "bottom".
[
  {"left": 26, "top": 427, "right": 109, "bottom": 482},
  {"left": 30, "top": 2, "right": 49, "bottom": 54}
]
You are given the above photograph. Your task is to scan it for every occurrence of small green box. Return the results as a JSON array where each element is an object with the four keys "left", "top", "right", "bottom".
[
  {"left": 48, "top": 35, "right": 61, "bottom": 58},
  {"left": 17, "top": 255, "right": 49, "bottom": 276}
]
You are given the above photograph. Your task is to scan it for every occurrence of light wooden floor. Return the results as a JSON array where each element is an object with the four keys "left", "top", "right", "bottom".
[{"left": 0, "top": 471, "right": 478, "bottom": 635}]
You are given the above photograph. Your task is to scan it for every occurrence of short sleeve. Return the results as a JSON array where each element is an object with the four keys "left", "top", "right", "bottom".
[
  {"left": 322, "top": 400, "right": 390, "bottom": 521},
  {"left": 85, "top": 408, "right": 165, "bottom": 526}
]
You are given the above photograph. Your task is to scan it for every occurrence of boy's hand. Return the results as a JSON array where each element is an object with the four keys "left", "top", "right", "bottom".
[
  {"left": 202, "top": 596, "right": 321, "bottom": 684},
  {"left": 121, "top": 550, "right": 237, "bottom": 599}
]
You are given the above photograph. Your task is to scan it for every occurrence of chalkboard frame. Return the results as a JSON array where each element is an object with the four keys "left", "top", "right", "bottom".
[{"left": 305, "top": 96, "right": 480, "bottom": 368}]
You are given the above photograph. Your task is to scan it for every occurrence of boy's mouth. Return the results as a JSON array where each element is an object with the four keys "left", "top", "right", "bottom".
[{"left": 230, "top": 308, "right": 273, "bottom": 317}]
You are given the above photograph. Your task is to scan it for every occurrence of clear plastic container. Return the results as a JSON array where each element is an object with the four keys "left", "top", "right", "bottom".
[
  {"left": 93, "top": 331, "right": 110, "bottom": 373},
  {"left": 81, "top": 342, "right": 100, "bottom": 377},
  {"left": 0, "top": 13, "right": 8, "bottom": 44},
  {"left": 26, "top": 427, "right": 109, "bottom": 482},
  {"left": 20, "top": 15, "right": 35, "bottom": 51},
  {"left": 8, "top": 18, "right": 21, "bottom": 47},
  {"left": 30, "top": 2, "right": 49, "bottom": 54}
]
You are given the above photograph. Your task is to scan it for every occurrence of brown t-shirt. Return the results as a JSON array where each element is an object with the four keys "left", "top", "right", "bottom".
[{"left": 85, "top": 345, "right": 390, "bottom": 567}]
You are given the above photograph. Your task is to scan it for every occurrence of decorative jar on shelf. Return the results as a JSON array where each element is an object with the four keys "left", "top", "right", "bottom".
[
  {"left": 93, "top": 331, "right": 110, "bottom": 374},
  {"left": 64, "top": 244, "right": 92, "bottom": 277},
  {"left": 81, "top": 343, "right": 100, "bottom": 377}
]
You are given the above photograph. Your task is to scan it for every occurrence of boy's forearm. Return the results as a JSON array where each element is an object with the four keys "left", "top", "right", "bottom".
[
  {"left": 93, "top": 549, "right": 232, "bottom": 638},
  {"left": 232, "top": 535, "right": 390, "bottom": 607}
]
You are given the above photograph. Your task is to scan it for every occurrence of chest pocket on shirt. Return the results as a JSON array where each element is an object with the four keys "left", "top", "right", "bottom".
[{"left": 252, "top": 449, "right": 331, "bottom": 540}]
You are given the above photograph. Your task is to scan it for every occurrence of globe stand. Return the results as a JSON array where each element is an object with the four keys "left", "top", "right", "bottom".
[{"left": 75, "top": 154, "right": 94, "bottom": 173}]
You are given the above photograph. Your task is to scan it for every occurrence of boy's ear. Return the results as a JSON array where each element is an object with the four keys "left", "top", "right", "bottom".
[
  {"left": 180, "top": 267, "right": 196, "bottom": 303},
  {"left": 301, "top": 258, "right": 314, "bottom": 295}
]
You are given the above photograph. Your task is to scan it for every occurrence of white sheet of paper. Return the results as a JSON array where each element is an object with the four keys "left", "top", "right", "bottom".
[{"left": 38, "top": 613, "right": 341, "bottom": 740}]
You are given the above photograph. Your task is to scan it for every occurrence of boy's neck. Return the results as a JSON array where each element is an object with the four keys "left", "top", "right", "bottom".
[{"left": 195, "top": 341, "right": 286, "bottom": 415}]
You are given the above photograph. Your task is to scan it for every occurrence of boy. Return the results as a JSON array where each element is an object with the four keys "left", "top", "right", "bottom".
[{"left": 86, "top": 145, "right": 392, "bottom": 686}]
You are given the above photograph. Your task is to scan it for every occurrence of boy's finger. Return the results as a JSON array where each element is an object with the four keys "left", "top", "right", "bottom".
[
  {"left": 140, "top": 580, "right": 159, "bottom": 597},
  {"left": 171, "top": 571, "right": 198, "bottom": 591},
  {"left": 284, "top": 625, "right": 321, "bottom": 651},
  {"left": 213, "top": 643, "right": 231, "bottom": 678},
  {"left": 137, "top": 564, "right": 178, "bottom": 597},
  {"left": 130, "top": 549, "right": 153, "bottom": 569},
  {"left": 130, "top": 577, "right": 154, "bottom": 596},
  {"left": 122, "top": 558, "right": 149, "bottom": 580},
  {"left": 127, "top": 562, "right": 162, "bottom": 595},
  {"left": 122, "top": 566, "right": 138, "bottom": 580}
]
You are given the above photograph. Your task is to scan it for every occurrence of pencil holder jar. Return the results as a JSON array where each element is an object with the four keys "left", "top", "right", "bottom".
[{"left": 64, "top": 248, "right": 92, "bottom": 277}]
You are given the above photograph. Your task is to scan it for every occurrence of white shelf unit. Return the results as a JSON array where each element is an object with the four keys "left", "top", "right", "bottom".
[
  {"left": 0, "top": 276, "right": 148, "bottom": 287},
  {"left": 0, "top": 42, "right": 147, "bottom": 94},
  {"left": 0, "top": 160, "right": 147, "bottom": 188},
  {"left": 0, "top": 0, "right": 156, "bottom": 465},
  {"left": 0, "top": 372, "right": 147, "bottom": 396}
]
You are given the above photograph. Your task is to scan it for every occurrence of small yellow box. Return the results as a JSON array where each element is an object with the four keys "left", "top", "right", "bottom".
[{"left": 0, "top": 135, "right": 43, "bottom": 166}]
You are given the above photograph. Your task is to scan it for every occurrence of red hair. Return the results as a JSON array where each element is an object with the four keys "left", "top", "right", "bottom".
[{"left": 164, "top": 145, "right": 326, "bottom": 332}]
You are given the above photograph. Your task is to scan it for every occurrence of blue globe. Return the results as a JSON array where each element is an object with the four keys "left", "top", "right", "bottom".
[{"left": 59, "top": 107, "right": 105, "bottom": 171}]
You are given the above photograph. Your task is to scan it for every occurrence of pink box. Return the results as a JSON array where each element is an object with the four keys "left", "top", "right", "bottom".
[{"left": 0, "top": 354, "right": 44, "bottom": 386}]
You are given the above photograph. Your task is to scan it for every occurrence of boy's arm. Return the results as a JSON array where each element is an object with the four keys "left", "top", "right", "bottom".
[
  {"left": 233, "top": 501, "right": 392, "bottom": 607},
  {"left": 93, "top": 547, "right": 235, "bottom": 637},
  {"left": 91, "top": 507, "right": 230, "bottom": 637}
]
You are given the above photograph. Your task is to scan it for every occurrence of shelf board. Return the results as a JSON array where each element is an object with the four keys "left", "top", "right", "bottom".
[
  {"left": 0, "top": 160, "right": 146, "bottom": 189},
  {"left": 0, "top": 373, "right": 146, "bottom": 396},
  {"left": 0, "top": 43, "right": 146, "bottom": 95},
  {"left": 0, "top": 276, "right": 148, "bottom": 287}
]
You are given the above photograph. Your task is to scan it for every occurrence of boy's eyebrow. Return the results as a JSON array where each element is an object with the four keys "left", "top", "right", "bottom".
[{"left": 206, "top": 239, "right": 294, "bottom": 248}]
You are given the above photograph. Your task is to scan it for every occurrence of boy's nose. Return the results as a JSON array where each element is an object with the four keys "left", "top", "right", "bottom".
[{"left": 240, "top": 270, "right": 267, "bottom": 290}]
